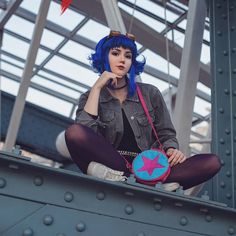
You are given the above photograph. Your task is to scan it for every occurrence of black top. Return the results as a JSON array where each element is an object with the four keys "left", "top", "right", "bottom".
[{"left": 117, "top": 108, "right": 141, "bottom": 153}]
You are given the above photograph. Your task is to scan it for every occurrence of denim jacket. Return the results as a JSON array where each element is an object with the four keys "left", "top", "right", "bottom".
[{"left": 75, "top": 82, "right": 179, "bottom": 152}]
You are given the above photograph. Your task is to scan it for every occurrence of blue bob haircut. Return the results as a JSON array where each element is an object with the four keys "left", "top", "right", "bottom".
[{"left": 89, "top": 33, "right": 146, "bottom": 96}]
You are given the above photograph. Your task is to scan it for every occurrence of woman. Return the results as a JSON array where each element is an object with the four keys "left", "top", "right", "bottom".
[{"left": 65, "top": 30, "right": 221, "bottom": 190}]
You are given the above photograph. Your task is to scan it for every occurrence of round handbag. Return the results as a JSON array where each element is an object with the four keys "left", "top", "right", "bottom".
[{"left": 132, "top": 149, "right": 170, "bottom": 185}]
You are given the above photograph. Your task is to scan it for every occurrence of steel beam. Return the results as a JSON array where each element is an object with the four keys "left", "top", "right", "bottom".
[
  {"left": 3, "top": 0, "right": 51, "bottom": 152},
  {"left": 101, "top": 0, "right": 126, "bottom": 33},
  {"left": 0, "top": 0, "right": 23, "bottom": 29},
  {"left": 173, "top": 0, "right": 206, "bottom": 155},
  {"left": 0, "top": 152, "right": 236, "bottom": 236},
  {"left": 210, "top": 0, "right": 236, "bottom": 208}
]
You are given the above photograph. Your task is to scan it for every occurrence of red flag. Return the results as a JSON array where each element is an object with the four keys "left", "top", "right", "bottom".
[{"left": 61, "top": 0, "right": 73, "bottom": 14}]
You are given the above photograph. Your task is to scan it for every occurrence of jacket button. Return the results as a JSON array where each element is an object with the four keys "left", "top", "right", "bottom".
[{"left": 131, "top": 116, "right": 134, "bottom": 120}]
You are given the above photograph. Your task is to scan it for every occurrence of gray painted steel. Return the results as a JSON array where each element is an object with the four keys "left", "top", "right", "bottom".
[
  {"left": 0, "top": 152, "right": 236, "bottom": 236},
  {"left": 3, "top": 0, "right": 51, "bottom": 152},
  {"left": 210, "top": 0, "right": 236, "bottom": 208},
  {"left": 174, "top": 0, "right": 206, "bottom": 156}
]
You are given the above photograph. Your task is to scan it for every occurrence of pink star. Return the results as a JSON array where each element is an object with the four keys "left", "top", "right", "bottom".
[{"left": 137, "top": 155, "right": 165, "bottom": 176}]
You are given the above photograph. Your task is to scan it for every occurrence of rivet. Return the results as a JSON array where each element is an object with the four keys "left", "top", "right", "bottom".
[
  {"left": 220, "top": 181, "right": 226, "bottom": 188},
  {"left": 125, "top": 191, "right": 135, "bottom": 197},
  {"left": 179, "top": 216, "right": 188, "bottom": 226},
  {"left": 131, "top": 116, "right": 135, "bottom": 120},
  {"left": 22, "top": 228, "right": 34, "bottom": 236},
  {"left": 222, "top": 14, "right": 227, "bottom": 19},
  {"left": 225, "top": 129, "right": 230, "bottom": 134},
  {"left": 76, "top": 222, "right": 86, "bottom": 232},
  {"left": 125, "top": 204, "right": 134, "bottom": 215},
  {"left": 230, "top": 26, "right": 235, "bottom": 31},
  {"left": 217, "top": 30, "right": 222, "bottom": 36},
  {"left": 0, "top": 178, "right": 6, "bottom": 188},
  {"left": 234, "top": 136, "right": 236, "bottom": 142},
  {"left": 154, "top": 203, "right": 162, "bottom": 211},
  {"left": 218, "top": 68, "right": 223, "bottom": 73},
  {"left": 226, "top": 193, "right": 232, "bottom": 199},
  {"left": 34, "top": 176, "right": 43, "bottom": 186},
  {"left": 223, "top": 50, "right": 228, "bottom": 56},
  {"left": 219, "top": 108, "right": 224, "bottom": 113},
  {"left": 225, "top": 150, "right": 231, "bottom": 155},
  {"left": 232, "top": 48, "right": 236, "bottom": 53},
  {"left": 175, "top": 202, "right": 183, "bottom": 207},
  {"left": 96, "top": 191, "right": 105, "bottom": 200},
  {"left": 224, "top": 89, "right": 229, "bottom": 94},
  {"left": 201, "top": 191, "right": 210, "bottom": 200},
  {"left": 43, "top": 215, "right": 54, "bottom": 226},
  {"left": 200, "top": 208, "right": 208, "bottom": 213},
  {"left": 230, "top": 5, "right": 234, "bottom": 10},
  {"left": 216, "top": 3, "right": 221, "bottom": 8},
  {"left": 205, "top": 214, "right": 212, "bottom": 222},
  {"left": 234, "top": 114, "right": 236, "bottom": 119},
  {"left": 137, "top": 232, "right": 146, "bottom": 236},
  {"left": 220, "top": 159, "right": 225, "bottom": 166},
  {"left": 64, "top": 192, "right": 74, "bottom": 202},
  {"left": 220, "top": 138, "right": 225, "bottom": 144},
  {"left": 228, "top": 226, "right": 235, "bottom": 235},
  {"left": 232, "top": 69, "right": 236, "bottom": 74},
  {"left": 226, "top": 171, "right": 231, "bottom": 177}
]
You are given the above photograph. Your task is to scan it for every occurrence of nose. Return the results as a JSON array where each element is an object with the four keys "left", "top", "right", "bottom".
[{"left": 119, "top": 54, "right": 125, "bottom": 63}]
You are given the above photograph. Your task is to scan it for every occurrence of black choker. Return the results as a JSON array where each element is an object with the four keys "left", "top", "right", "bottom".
[{"left": 107, "top": 81, "right": 128, "bottom": 90}]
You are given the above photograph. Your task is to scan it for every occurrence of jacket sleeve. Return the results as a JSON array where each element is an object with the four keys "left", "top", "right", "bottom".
[
  {"left": 75, "top": 91, "right": 102, "bottom": 134},
  {"left": 150, "top": 86, "right": 179, "bottom": 151}
]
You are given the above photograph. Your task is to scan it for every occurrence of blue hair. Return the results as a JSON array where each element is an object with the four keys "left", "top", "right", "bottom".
[{"left": 89, "top": 34, "right": 146, "bottom": 96}]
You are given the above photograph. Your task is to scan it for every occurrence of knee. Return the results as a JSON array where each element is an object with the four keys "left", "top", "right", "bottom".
[
  {"left": 205, "top": 154, "right": 221, "bottom": 174},
  {"left": 65, "top": 124, "right": 85, "bottom": 146}
]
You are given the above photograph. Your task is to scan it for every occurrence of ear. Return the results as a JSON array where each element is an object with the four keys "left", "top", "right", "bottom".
[{"left": 61, "top": 0, "right": 73, "bottom": 14}]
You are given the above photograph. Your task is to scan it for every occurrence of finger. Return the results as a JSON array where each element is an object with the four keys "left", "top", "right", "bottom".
[
  {"left": 179, "top": 155, "right": 187, "bottom": 163},
  {"left": 168, "top": 150, "right": 180, "bottom": 162}
]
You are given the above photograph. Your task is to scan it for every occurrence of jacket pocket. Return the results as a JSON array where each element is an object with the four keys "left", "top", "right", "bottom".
[{"left": 99, "top": 110, "right": 116, "bottom": 144}]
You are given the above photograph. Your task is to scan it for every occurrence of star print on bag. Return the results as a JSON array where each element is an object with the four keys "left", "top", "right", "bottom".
[{"left": 137, "top": 155, "right": 165, "bottom": 176}]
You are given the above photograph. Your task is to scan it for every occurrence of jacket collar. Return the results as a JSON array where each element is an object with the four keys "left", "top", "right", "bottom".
[{"left": 99, "top": 86, "right": 139, "bottom": 103}]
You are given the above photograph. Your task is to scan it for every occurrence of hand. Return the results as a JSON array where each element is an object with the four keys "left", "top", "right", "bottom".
[
  {"left": 93, "top": 71, "right": 121, "bottom": 90},
  {"left": 166, "top": 148, "right": 187, "bottom": 167}
]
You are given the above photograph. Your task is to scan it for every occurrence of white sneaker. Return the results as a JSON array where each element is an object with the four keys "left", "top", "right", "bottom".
[
  {"left": 87, "top": 162, "right": 127, "bottom": 182},
  {"left": 162, "top": 182, "right": 180, "bottom": 191}
]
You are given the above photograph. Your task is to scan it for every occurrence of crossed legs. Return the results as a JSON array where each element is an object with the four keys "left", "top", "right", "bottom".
[{"left": 65, "top": 124, "right": 221, "bottom": 189}]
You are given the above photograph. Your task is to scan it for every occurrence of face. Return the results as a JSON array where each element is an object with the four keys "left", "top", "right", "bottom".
[{"left": 108, "top": 47, "right": 132, "bottom": 77}]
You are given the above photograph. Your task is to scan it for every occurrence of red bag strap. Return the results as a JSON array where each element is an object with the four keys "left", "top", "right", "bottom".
[{"left": 136, "top": 85, "right": 164, "bottom": 151}]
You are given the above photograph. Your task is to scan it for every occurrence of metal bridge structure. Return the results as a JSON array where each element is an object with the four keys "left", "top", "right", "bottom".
[{"left": 0, "top": 0, "right": 236, "bottom": 235}]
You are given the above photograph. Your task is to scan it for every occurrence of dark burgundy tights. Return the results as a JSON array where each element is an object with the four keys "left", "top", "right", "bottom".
[{"left": 65, "top": 124, "right": 221, "bottom": 189}]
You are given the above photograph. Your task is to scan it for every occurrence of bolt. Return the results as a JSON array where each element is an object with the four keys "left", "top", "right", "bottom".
[
  {"left": 205, "top": 214, "right": 213, "bottom": 222},
  {"left": 220, "top": 181, "right": 226, "bottom": 188},
  {"left": 154, "top": 203, "right": 162, "bottom": 211},
  {"left": 125, "top": 204, "right": 134, "bottom": 215},
  {"left": 225, "top": 150, "right": 231, "bottom": 155},
  {"left": 22, "top": 228, "right": 33, "bottom": 236},
  {"left": 225, "top": 129, "right": 230, "bottom": 134},
  {"left": 228, "top": 226, "right": 235, "bottom": 235},
  {"left": 218, "top": 68, "right": 223, "bottom": 73},
  {"left": 76, "top": 222, "right": 86, "bottom": 232},
  {"left": 223, "top": 50, "right": 228, "bottom": 56},
  {"left": 226, "top": 171, "right": 231, "bottom": 177},
  {"left": 226, "top": 193, "right": 232, "bottom": 199},
  {"left": 64, "top": 192, "right": 74, "bottom": 202},
  {"left": 179, "top": 216, "right": 188, "bottom": 226},
  {"left": 43, "top": 215, "right": 53, "bottom": 226},
  {"left": 219, "top": 138, "right": 225, "bottom": 144},
  {"left": 96, "top": 192, "right": 105, "bottom": 200},
  {"left": 0, "top": 178, "right": 6, "bottom": 188},
  {"left": 34, "top": 176, "right": 43, "bottom": 186},
  {"left": 219, "top": 108, "right": 224, "bottom": 113},
  {"left": 224, "top": 89, "right": 229, "bottom": 94}
]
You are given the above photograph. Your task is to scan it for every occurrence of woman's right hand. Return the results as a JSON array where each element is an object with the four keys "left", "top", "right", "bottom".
[{"left": 93, "top": 71, "right": 121, "bottom": 90}]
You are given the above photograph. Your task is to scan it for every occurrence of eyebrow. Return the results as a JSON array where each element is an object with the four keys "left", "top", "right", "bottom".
[{"left": 111, "top": 48, "right": 132, "bottom": 54}]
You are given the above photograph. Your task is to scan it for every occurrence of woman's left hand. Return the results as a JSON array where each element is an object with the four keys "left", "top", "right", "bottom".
[{"left": 166, "top": 148, "right": 187, "bottom": 167}]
